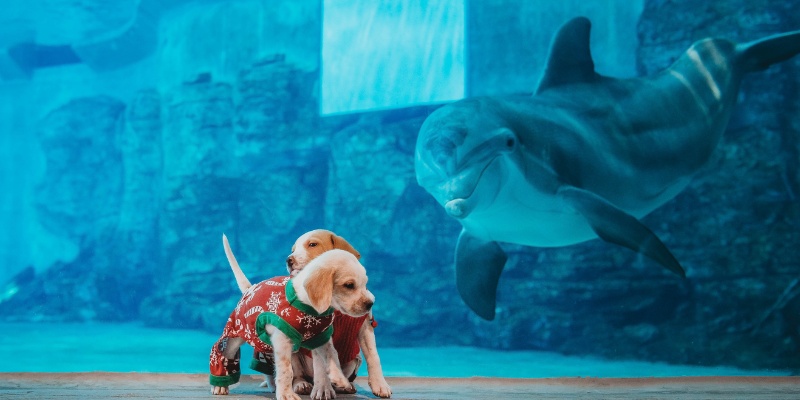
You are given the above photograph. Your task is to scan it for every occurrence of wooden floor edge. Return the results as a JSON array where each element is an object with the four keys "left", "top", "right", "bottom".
[{"left": 1, "top": 372, "right": 798, "bottom": 386}]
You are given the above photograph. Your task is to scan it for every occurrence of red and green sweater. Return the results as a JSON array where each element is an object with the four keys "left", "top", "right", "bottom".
[
  {"left": 299, "top": 311, "right": 373, "bottom": 367},
  {"left": 209, "top": 276, "right": 334, "bottom": 387}
]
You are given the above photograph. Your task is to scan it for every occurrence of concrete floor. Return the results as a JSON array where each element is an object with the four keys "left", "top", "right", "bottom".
[{"left": 1, "top": 373, "right": 799, "bottom": 400}]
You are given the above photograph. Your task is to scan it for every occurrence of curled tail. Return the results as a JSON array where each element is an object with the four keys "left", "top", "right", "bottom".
[
  {"left": 737, "top": 29, "right": 800, "bottom": 73},
  {"left": 222, "top": 234, "right": 252, "bottom": 294}
]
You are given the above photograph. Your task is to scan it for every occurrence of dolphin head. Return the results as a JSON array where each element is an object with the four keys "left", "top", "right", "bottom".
[{"left": 415, "top": 98, "right": 519, "bottom": 220}]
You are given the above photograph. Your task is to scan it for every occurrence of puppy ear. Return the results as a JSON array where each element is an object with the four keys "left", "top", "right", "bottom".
[
  {"left": 304, "top": 265, "right": 335, "bottom": 314},
  {"left": 330, "top": 234, "right": 361, "bottom": 260}
]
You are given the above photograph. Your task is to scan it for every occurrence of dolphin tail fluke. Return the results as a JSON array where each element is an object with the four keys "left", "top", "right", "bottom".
[
  {"left": 455, "top": 229, "right": 508, "bottom": 320},
  {"left": 736, "top": 29, "right": 800, "bottom": 73},
  {"left": 222, "top": 233, "right": 253, "bottom": 293},
  {"left": 559, "top": 187, "right": 686, "bottom": 277}
]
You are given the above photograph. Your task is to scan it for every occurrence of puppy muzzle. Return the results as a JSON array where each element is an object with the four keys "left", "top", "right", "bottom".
[
  {"left": 340, "top": 297, "right": 375, "bottom": 318},
  {"left": 285, "top": 256, "right": 294, "bottom": 272},
  {"left": 353, "top": 298, "right": 374, "bottom": 316}
]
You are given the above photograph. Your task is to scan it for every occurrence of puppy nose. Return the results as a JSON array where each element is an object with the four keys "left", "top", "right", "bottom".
[
  {"left": 286, "top": 256, "right": 294, "bottom": 268},
  {"left": 363, "top": 299, "right": 374, "bottom": 310}
]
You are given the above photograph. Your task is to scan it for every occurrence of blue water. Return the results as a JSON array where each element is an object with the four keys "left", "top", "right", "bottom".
[
  {"left": 2, "top": 0, "right": 799, "bottom": 378},
  {"left": 1, "top": 322, "right": 787, "bottom": 377}
]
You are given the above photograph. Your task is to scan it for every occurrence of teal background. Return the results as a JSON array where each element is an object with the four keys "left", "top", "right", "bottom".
[{"left": 1, "top": 0, "right": 798, "bottom": 375}]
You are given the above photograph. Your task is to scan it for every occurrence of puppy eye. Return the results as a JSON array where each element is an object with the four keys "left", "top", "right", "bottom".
[
  {"left": 309, "top": 242, "right": 318, "bottom": 247},
  {"left": 343, "top": 282, "right": 355, "bottom": 290}
]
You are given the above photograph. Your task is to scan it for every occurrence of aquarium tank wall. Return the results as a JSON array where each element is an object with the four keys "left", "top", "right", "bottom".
[{"left": 1, "top": 0, "right": 799, "bottom": 375}]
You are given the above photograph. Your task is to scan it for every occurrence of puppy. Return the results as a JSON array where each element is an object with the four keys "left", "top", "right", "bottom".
[
  {"left": 224, "top": 230, "right": 392, "bottom": 398},
  {"left": 287, "top": 230, "right": 361, "bottom": 277},
  {"left": 209, "top": 248, "right": 374, "bottom": 400},
  {"left": 226, "top": 229, "right": 361, "bottom": 291}
]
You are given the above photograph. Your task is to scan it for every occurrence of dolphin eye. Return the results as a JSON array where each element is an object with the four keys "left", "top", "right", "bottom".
[{"left": 495, "top": 130, "right": 517, "bottom": 153}]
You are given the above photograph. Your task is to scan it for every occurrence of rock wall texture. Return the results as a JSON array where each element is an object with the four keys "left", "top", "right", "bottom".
[
  {"left": 455, "top": 0, "right": 800, "bottom": 371},
  {"left": 1, "top": 0, "right": 799, "bottom": 372},
  {"left": 628, "top": 0, "right": 800, "bottom": 370}
]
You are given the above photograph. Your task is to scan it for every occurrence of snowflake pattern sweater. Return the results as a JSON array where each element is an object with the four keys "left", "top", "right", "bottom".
[
  {"left": 209, "top": 276, "right": 334, "bottom": 387},
  {"left": 300, "top": 311, "right": 371, "bottom": 367}
]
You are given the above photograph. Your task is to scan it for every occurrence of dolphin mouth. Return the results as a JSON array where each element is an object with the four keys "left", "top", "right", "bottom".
[
  {"left": 443, "top": 157, "right": 498, "bottom": 219},
  {"left": 445, "top": 198, "right": 469, "bottom": 218}
]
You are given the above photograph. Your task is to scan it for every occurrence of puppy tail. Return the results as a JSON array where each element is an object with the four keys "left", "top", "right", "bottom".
[{"left": 222, "top": 233, "right": 253, "bottom": 293}]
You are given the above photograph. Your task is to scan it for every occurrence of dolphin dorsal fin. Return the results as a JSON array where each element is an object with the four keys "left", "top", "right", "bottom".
[{"left": 536, "top": 17, "right": 601, "bottom": 94}]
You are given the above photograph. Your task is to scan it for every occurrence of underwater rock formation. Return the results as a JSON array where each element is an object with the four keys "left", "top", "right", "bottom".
[
  {"left": 142, "top": 79, "right": 240, "bottom": 328},
  {"left": 433, "top": 0, "right": 800, "bottom": 372},
  {"left": 324, "top": 109, "right": 471, "bottom": 343},
  {"left": 3, "top": 97, "right": 127, "bottom": 321},
  {"left": 460, "top": 0, "right": 800, "bottom": 371},
  {"left": 629, "top": 0, "right": 800, "bottom": 369},
  {"left": 2, "top": 0, "right": 798, "bottom": 373},
  {"left": 137, "top": 59, "right": 335, "bottom": 329}
]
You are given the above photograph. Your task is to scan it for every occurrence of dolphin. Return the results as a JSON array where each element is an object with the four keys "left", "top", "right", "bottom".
[{"left": 414, "top": 17, "right": 800, "bottom": 320}]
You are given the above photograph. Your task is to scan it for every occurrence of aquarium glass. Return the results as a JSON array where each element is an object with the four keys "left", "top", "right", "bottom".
[{"left": 1, "top": 0, "right": 798, "bottom": 380}]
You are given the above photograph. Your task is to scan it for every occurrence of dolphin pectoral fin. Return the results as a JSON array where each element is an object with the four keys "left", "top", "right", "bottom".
[
  {"left": 559, "top": 187, "right": 686, "bottom": 277},
  {"left": 455, "top": 229, "right": 508, "bottom": 320}
]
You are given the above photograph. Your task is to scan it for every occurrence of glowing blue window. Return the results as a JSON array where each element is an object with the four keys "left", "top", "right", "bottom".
[{"left": 321, "top": 0, "right": 465, "bottom": 115}]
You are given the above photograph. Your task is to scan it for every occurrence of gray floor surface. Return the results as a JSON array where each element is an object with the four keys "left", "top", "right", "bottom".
[{"left": 2, "top": 373, "right": 800, "bottom": 400}]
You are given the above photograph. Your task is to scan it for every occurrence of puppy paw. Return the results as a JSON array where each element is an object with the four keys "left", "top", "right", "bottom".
[
  {"left": 310, "top": 383, "right": 337, "bottom": 400},
  {"left": 276, "top": 391, "right": 302, "bottom": 400},
  {"left": 333, "top": 381, "right": 356, "bottom": 394},
  {"left": 211, "top": 385, "right": 229, "bottom": 395},
  {"left": 292, "top": 378, "right": 312, "bottom": 395},
  {"left": 369, "top": 378, "right": 392, "bottom": 398},
  {"left": 330, "top": 375, "right": 352, "bottom": 392}
]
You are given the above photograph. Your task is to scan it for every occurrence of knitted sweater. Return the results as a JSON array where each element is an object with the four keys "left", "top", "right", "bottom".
[
  {"left": 209, "top": 276, "right": 335, "bottom": 387},
  {"left": 300, "top": 311, "right": 373, "bottom": 366},
  {"left": 225, "top": 276, "right": 335, "bottom": 352}
]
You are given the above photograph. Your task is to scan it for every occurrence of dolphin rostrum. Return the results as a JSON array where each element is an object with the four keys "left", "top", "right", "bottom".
[{"left": 414, "top": 17, "right": 800, "bottom": 320}]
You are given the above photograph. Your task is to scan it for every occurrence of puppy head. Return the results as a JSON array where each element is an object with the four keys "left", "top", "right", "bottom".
[
  {"left": 297, "top": 249, "right": 374, "bottom": 316},
  {"left": 286, "top": 229, "right": 361, "bottom": 276}
]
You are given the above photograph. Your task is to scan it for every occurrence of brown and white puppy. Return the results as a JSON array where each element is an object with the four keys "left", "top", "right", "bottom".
[
  {"left": 212, "top": 249, "right": 374, "bottom": 400},
  {"left": 286, "top": 230, "right": 361, "bottom": 277},
  {"left": 287, "top": 231, "right": 391, "bottom": 398},
  {"left": 223, "top": 230, "right": 392, "bottom": 398},
  {"left": 225, "top": 230, "right": 360, "bottom": 292}
]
